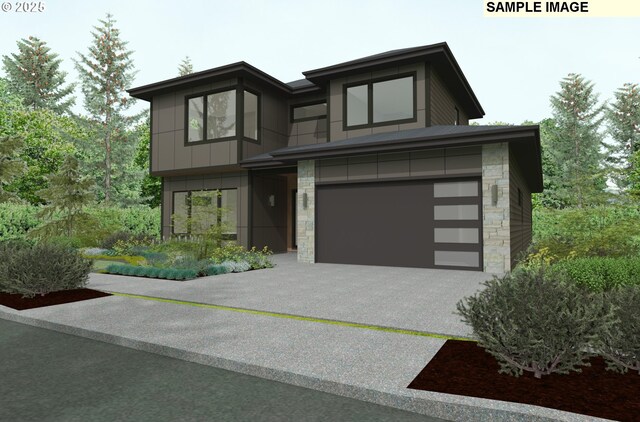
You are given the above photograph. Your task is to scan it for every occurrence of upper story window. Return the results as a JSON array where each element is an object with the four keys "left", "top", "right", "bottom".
[
  {"left": 344, "top": 73, "right": 416, "bottom": 129},
  {"left": 291, "top": 101, "right": 327, "bottom": 122},
  {"left": 186, "top": 87, "right": 259, "bottom": 143}
]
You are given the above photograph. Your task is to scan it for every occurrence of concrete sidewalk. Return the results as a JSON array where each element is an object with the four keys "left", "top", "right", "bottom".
[{"left": 0, "top": 255, "right": 613, "bottom": 422}]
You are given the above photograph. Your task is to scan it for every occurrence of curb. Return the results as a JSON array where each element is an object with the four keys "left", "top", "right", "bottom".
[{"left": 0, "top": 306, "right": 612, "bottom": 422}]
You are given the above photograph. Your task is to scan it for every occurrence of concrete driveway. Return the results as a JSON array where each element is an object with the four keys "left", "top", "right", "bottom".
[{"left": 87, "top": 252, "right": 495, "bottom": 339}]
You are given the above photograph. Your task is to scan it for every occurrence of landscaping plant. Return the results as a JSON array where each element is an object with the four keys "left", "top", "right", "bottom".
[
  {"left": 548, "top": 257, "right": 640, "bottom": 291},
  {"left": 0, "top": 241, "right": 93, "bottom": 298},
  {"left": 593, "top": 285, "right": 640, "bottom": 375},
  {"left": 455, "top": 265, "right": 619, "bottom": 379}
]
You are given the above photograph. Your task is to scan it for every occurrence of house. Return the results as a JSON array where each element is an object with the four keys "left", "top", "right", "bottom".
[{"left": 127, "top": 42, "right": 542, "bottom": 274}]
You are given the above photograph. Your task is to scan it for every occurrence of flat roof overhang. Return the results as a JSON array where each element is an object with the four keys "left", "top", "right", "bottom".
[
  {"left": 302, "top": 43, "right": 484, "bottom": 119},
  {"left": 241, "top": 125, "right": 542, "bottom": 193}
]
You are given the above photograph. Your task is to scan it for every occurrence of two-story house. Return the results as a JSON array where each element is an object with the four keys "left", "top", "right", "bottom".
[{"left": 127, "top": 42, "right": 542, "bottom": 274}]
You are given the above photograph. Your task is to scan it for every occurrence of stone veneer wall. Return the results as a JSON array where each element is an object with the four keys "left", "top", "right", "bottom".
[
  {"left": 482, "top": 143, "right": 511, "bottom": 274},
  {"left": 297, "top": 160, "right": 315, "bottom": 263}
]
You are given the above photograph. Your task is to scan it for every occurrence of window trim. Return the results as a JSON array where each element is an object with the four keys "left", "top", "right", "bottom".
[
  {"left": 290, "top": 100, "right": 327, "bottom": 123},
  {"left": 243, "top": 87, "right": 261, "bottom": 143},
  {"left": 342, "top": 72, "right": 417, "bottom": 131},
  {"left": 171, "top": 188, "right": 238, "bottom": 239},
  {"left": 183, "top": 86, "right": 261, "bottom": 146}
]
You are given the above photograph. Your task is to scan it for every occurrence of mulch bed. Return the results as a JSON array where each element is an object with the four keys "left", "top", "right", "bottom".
[
  {"left": 408, "top": 339, "right": 640, "bottom": 422},
  {"left": 0, "top": 289, "right": 112, "bottom": 310}
]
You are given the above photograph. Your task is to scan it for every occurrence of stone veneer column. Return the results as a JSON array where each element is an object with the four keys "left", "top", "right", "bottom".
[
  {"left": 482, "top": 143, "right": 510, "bottom": 274},
  {"left": 297, "top": 160, "right": 315, "bottom": 263}
]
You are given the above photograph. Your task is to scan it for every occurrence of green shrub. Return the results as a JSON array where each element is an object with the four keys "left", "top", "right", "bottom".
[
  {"left": 0, "top": 243, "right": 93, "bottom": 298},
  {"left": 204, "top": 264, "right": 229, "bottom": 276},
  {"left": 103, "top": 264, "right": 197, "bottom": 280},
  {"left": 532, "top": 205, "right": 640, "bottom": 260},
  {"left": 455, "top": 266, "right": 618, "bottom": 379},
  {"left": 220, "top": 260, "right": 251, "bottom": 273},
  {"left": 211, "top": 244, "right": 273, "bottom": 269},
  {"left": 549, "top": 257, "right": 640, "bottom": 291},
  {"left": 593, "top": 285, "right": 640, "bottom": 375},
  {"left": 44, "top": 236, "right": 83, "bottom": 249},
  {"left": 0, "top": 203, "right": 40, "bottom": 241}
]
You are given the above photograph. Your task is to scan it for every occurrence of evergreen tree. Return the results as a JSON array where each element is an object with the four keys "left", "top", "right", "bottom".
[
  {"left": 133, "top": 116, "right": 161, "bottom": 207},
  {"left": 606, "top": 83, "right": 640, "bottom": 193},
  {"left": 178, "top": 56, "right": 193, "bottom": 76},
  {"left": 33, "top": 155, "right": 96, "bottom": 238},
  {"left": 548, "top": 73, "right": 607, "bottom": 208},
  {"left": 74, "top": 13, "right": 144, "bottom": 205},
  {"left": 0, "top": 135, "right": 27, "bottom": 203},
  {"left": 2, "top": 36, "right": 75, "bottom": 114}
]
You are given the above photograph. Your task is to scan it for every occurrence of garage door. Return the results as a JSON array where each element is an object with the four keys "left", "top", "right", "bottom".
[{"left": 315, "top": 178, "right": 482, "bottom": 270}]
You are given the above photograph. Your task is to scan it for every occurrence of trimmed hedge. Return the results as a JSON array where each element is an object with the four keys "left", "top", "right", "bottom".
[
  {"left": 105, "top": 264, "right": 198, "bottom": 281},
  {"left": 550, "top": 257, "right": 640, "bottom": 291}
]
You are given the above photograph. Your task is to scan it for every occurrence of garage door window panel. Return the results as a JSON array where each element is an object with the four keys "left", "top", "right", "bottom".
[{"left": 434, "top": 251, "right": 480, "bottom": 268}]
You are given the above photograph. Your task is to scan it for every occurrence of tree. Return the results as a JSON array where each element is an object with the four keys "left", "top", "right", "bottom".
[
  {"left": 548, "top": 74, "right": 607, "bottom": 208},
  {"left": 178, "top": 56, "right": 193, "bottom": 76},
  {"left": 0, "top": 78, "right": 27, "bottom": 203},
  {"left": 606, "top": 83, "right": 640, "bottom": 193},
  {"left": 2, "top": 36, "right": 75, "bottom": 114},
  {"left": 74, "top": 13, "right": 144, "bottom": 205},
  {"left": 32, "top": 155, "right": 96, "bottom": 238},
  {"left": 133, "top": 116, "right": 161, "bottom": 207}
]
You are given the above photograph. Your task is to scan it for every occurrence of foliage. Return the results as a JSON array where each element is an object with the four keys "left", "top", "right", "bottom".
[
  {"left": 6, "top": 109, "right": 83, "bottom": 204},
  {"left": 110, "top": 235, "right": 157, "bottom": 255},
  {"left": 210, "top": 244, "right": 274, "bottom": 269},
  {"left": 177, "top": 56, "right": 193, "bottom": 76},
  {"left": 29, "top": 155, "right": 97, "bottom": 240},
  {"left": 0, "top": 135, "right": 27, "bottom": 203},
  {"left": 74, "top": 13, "right": 144, "bottom": 205},
  {"left": 132, "top": 116, "right": 161, "bottom": 207},
  {"left": 87, "top": 205, "right": 160, "bottom": 237},
  {"left": 547, "top": 74, "right": 608, "bottom": 208},
  {"left": 605, "top": 83, "right": 640, "bottom": 193},
  {"left": 83, "top": 254, "right": 146, "bottom": 266},
  {"left": 531, "top": 205, "right": 640, "bottom": 260},
  {"left": 203, "top": 264, "right": 229, "bottom": 276},
  {"left": 630, "top": 150, "right": 640, "bottom": 200},
  {"left": 220, "top": 260, "right": 252, "bottom": 273},
  {"left": 104, "top": 264, "right": 197, "bottom": 280},
  {"left": 455, "top": 265, "right": 618, "bottom": 379},
  {"left": 0, "top": 242, "right": 93, "bottom": 298},
  {"left": 1, "top": 36, "right": 75, "bottom": 113},
  {"left": 548, "top": 257, "right": 640, "bottom": 292},
  {"left": 594, "top": 285, "right": 640, "bottom": 374}
]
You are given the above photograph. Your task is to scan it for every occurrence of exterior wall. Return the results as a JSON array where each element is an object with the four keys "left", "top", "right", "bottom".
[
  {"left": 161, "top": 172, "right": 250, "bottom": 247},
  {"left": 430, "top": 68, "right": 469, "bottom": 125},
  {"left": 509, "top": 147, "right": 533, "bottom": 267},
  {"left": 152, "top": 78, "right": 239, "bottom": 173},
  {"left": 316, "top": 146, "right": 481, "bottom": 183},
  {"left": 297, "top": 160, "right": 315, "bottom": 263},
  {"left": 242, "top": 80, "right": 289, "bottom": 160},
  {"left": 482, "top": 143, "right": 511, "bottom": 274},
  {"left": 328, "top": 63, "right": 427, "bottom": 142},
  {"left": 288, "top": 92, "right": 328, "bottom": 146}
]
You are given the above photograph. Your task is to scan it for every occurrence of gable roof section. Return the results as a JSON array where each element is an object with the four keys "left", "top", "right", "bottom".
[
  {"left": 241, "top": 125, "right": 542, "bottom": 192},
  {"left": 303, "top": 42, "right": 484, "bottom": 119}
]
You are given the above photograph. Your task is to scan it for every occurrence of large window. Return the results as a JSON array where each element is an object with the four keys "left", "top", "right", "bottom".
[
  {"left": 186, "top": 88, "right": 259, "bottom": 143},
  {"left": 172, "top": 189, "right": 237, "bottom": 239},
  {"left": 344, "top": 74, "right": 415, "bottom": 129}
]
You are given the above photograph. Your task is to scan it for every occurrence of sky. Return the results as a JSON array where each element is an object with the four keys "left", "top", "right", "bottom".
[{"left": 0, "top": 0, "right": 638, "bottom": 124}]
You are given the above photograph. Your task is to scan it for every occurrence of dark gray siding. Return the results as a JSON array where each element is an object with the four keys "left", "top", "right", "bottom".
[
  {"left": 430, "top": 68, "right": 469, "bottom": 126},
  {"left": 316, "top": 146, "right": 481, "bottom": 183},
  {"left": 328, "top": 63, "right": 427, "bottom": 142},
  {"left": 242, "top": 80, "right": 289, "bottom": 160},
  {"left": 161, "top": 172, "right": 250, "bottom": 247},
  {"left": 509, "top": 146, "right": 532, "bottom": 268},
  {"left": 151, "top": 78, "right": 239, "bottom": 174},
  {"left": 288, "top": 92, "right": 328, "bottom": 146}
]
